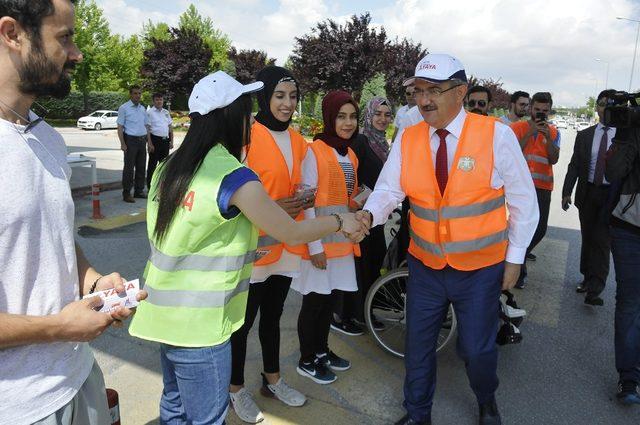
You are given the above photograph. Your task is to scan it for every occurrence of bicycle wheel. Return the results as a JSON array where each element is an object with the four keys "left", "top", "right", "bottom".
[{"left": 365, "top": 267, "right": 457, "bottom": 358}]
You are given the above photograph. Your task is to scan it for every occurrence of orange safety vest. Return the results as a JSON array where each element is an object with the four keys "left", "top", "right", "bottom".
[
  {"left": 246, "top": 122, "right": 308, "bottom": 266},
  {"left": 301, "top": 139, "right": 361, "bottom": 260},
  {"left": 400, "top": 114, "right": 508, "bottom": 271},
  {"left": 510, "top": 122, "right": 558, "bottom": 191}
]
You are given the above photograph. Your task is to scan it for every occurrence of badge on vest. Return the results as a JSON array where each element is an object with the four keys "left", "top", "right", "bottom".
[
  {"left": 457, "top": 156, "right": 475, "bottom": 172},
  {"left": 255, "top": 249, "right": 270, "bottom": 260}
]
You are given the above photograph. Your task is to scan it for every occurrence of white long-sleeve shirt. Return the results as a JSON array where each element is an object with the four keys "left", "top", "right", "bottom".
[{"left": 363, "top": 108, "right": 539, "bottom": 265}]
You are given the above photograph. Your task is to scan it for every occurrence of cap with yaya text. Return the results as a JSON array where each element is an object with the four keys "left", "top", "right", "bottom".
[{"left": 403, "top": 53, "right": 467, "bottom": 86}]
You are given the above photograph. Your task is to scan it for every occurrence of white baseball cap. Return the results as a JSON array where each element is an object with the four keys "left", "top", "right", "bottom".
[
  {"left": 403, "top": 53, "right": 467, "bottom": 86},
  {"left": 188, "top": 71, "right": 263, "bottom": 115}
]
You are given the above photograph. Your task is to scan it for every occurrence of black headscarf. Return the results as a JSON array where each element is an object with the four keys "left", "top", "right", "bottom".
[{"left": 254, "top": 66, "right": 299, "bottom": 132}]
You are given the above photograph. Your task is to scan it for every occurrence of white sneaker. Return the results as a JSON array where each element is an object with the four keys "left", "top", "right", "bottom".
[
  {"left": 230, "top": 388, "right": 264, "bottom": 424},
  {"left": 503, "top": 303, "right": 526, "bottom": 319},
  {"left": 261, "top": 377, "right": 307, "bottom": 407}
]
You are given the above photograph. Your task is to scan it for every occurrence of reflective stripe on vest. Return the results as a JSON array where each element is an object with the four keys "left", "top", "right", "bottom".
[
  {"left": 149, "top": 243, "right": 255, "bottom": 272},
  {"left": 257, "top": 235, "right": 279, "bottom": 248},
  {"left": 409, "top": 228, "right": 508, "bottom": 255},
  {"left": 531, "top": 173, "right": 553, "bottom": 182},
  {"left": 145, "top": 278, "right": 250, "bottom": 308},
  {"left": 410, "top": 195, "right": 505, "bottom": 221},
  {"left": 524, "top": 154, "right": 549, "bottom": 165}
]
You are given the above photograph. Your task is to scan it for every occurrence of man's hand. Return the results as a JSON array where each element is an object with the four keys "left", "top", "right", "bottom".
[
  {"left": 54, "top": 297, "right": 115, "bottom": 342},
  {"left": 169, "top": 140, "right": 174, "bottom": 150},
  {"left": 147, "top": 143, "right": 155, "bottom": 154},
  {"left": 310, "top": 252, "right": 327, "bottom": 270},
  {"left": 536, "top": 121, "right": 551, "bottom": 142},
  {"left": 562, "top": 196, "right": 572, "bottom": 211},
  {"left": 276, "top": 197, "right": 304, "bottom": 219},
  {"left": 300, "top": 193, "right": 316, "bottom": 210},
  {"left": 355, "top": 210, "right": 372, "bottom": 230},
  {"left": 120, "top": 143, "right": 127, "bottom": 152},
  {"left": 93, "top": 272, "right": 148, "bottom": 326},
  {"left": 339, "top": 212, "right": 369, "bottom": 243},
  {"left": 502, "top": 262, "right": 522, "bottom": 290}
]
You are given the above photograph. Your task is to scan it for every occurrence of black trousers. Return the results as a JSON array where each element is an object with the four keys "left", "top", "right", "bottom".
[
  {"left": 520, "top": 188, "right": 551, "bottom": 281},
  {"left": 298, "top": 291, "right": 335, "bottom": 363},
  {"left": 230, "top": 275, "right": 292, "bottom": 386},
  {"left": 334, "top": 225, "right": 387, "bottom": 322},
  {"left": 122, "top": 134, "right": 147, "bottom": 196},
  {"left": 147, "top": 134, "right": 171, "bottom": 190},
  {"left": 578, "top": 184, "right": 611, "bottom": 297}
]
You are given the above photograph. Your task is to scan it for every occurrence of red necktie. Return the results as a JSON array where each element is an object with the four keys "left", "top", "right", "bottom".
[
  {"left": 593, "top": 126, "right": 609, "bottom": 186},
  {"left": 435, "top": 129, "right": 449, "bottom": 194}
]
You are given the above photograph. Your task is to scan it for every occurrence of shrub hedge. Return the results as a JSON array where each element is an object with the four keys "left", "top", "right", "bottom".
[{"left": 37, "top": 91, "right": 130, "bottom": 119}]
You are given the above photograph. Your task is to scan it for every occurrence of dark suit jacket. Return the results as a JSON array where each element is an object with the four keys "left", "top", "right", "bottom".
[{"left": 562, "top": 125, "right": 597, "bottom": 209}]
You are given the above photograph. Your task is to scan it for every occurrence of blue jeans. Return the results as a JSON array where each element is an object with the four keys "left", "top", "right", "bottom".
[
  {"left": 160, "top": 341, "right": 232, "bottom": 425},
  {"left": 404, "top": 255, "right": 503, "bottom": 422},
  {"left": 610, "top": 226, "right": 640, "bottom": 384}
]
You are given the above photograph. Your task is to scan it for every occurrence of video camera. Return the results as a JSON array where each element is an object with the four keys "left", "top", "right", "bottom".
[{"left": 603, "top": 91, "right": 640, "bottom": 128}]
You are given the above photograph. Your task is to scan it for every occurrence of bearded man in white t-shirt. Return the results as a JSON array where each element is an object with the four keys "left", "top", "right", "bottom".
[{"left": 0, "top": 1, "right": 146, "bottom": 424}]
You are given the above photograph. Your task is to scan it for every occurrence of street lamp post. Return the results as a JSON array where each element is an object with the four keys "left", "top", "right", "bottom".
[
  {"left": 617, "top": 16, "right": 640, "bottom": 91},
  {"left": 595, "top": 58, "right": 610, "bottom": 88}
]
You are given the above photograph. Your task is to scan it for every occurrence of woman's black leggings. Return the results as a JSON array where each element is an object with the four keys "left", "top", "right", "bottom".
[{"left": 230, "top": 274, "right": 292, "bottom": 386}]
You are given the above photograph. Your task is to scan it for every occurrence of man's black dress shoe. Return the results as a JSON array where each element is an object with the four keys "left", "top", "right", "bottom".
[
  {"left": 479, "top": 400, "right": 501, "bottom": 425},
  {"left": 394, "top": 414, "right": 430, "bottom": 425},
  {"left": 584, "top": 295, "right": 604, "bottom": 306},
  {"left": 576, "top": 281, "right": 587, "bottom": 293}
]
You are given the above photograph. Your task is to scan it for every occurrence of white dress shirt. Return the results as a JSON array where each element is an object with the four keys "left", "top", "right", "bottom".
[
  {"left": 589, "top": 123, "right": 616, "bottom": 184},
  {"left": 363, "top": 108, "right": 539, "bottom": 265},
  {"left": 147, "top": 107, "right": 172, "bottom": 138}
]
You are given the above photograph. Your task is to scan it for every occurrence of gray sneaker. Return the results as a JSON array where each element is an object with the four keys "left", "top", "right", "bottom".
[
  {"left": 261, "top": 377, "right": 307, "bottom": 407},
  {"left": 229, "top": 388, "right": 264, "bottom": 423}
]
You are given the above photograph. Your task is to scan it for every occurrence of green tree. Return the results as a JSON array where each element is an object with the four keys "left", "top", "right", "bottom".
[
  {"left": 178, "top": 4, "right": 231, "bottom": 70},
  {"left": 358, "top": 72, "right": 387, "bottom": 114},
  {"left": 105, "top": 34, "right": 143, "bottom": 91},
  {"left": 72, "top": 0, "right": 112, "bottom": 112},
  {"left": 141, "top": 20, "right": 171, "bottom": 49}
]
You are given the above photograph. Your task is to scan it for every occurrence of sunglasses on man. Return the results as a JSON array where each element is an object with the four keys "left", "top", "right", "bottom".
[{"left": 467, "top": 100, "right": 487, "bottom": 108}]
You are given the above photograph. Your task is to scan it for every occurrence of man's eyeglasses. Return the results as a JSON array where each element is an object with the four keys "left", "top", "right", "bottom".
[
  {"left": 405, "top": 91, "right": 414, "bottom": 96},
  {"left": 467, "top": 100, "right": 487, "bottom": 108},
  {"left": 413, "top": 83, "right": 463, "bottom": 99}
]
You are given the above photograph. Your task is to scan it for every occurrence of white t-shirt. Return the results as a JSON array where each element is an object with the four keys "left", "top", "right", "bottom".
[
  {"left": 147, "top": 107, "right": 172, "bottom": 138},
  {"left": 0, "top": 115, "right": 94, "bottom": 424},
  {"left": 250, "top": 128, "right": 301, "bottom": 283}
]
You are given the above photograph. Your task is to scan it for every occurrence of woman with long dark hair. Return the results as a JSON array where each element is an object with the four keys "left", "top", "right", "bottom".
[
  {"left": 229, "top": 66, "right": 309, "bottom": 423},
  {"left": 129, "top": 72, "right": 364, "bottom": 425}
]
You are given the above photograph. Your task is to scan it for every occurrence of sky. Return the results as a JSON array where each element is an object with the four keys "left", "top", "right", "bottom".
[{"left": 96, "top": 0, "right": 640, "bottom": 107}]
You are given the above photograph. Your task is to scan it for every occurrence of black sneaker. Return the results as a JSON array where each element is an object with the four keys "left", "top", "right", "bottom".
[
  {"left": 526, "top": 253, "right": 536, "bottom": 261},
  {"left": 330, "top": 318, "right": 364, "bottom": 336},
  {"left": 584, "top": 295, "right": 604, "bottom": 306},
  {"left": 296, "top": 359, "right": 336, "bottom": 385},
  {"left": 617, "top": 381, "right": 640, "bottom": 405},
  {"left": 318, "top": 351, "right": 351, "bottom": 371},
  {"left": 514, "top": 278, "right": 526, "bottom": 289}
]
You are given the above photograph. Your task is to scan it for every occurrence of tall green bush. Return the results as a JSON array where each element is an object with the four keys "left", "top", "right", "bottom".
[{"left": 37, "top": 91, "right": 130, "bottom": 119}]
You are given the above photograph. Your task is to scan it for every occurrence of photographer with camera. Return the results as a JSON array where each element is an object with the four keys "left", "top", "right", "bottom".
[
  {"left": 562, "top": 89, "right": 617, "bottom": 306},
  {"left": 510, "top": 92, "right": 560, "bottom": 288},
  {"left": 603, "top": 97, "right": 640, "bottom": 404}
]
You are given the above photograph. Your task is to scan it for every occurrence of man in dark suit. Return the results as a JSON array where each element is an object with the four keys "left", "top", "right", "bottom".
[{"left": 562, "top": 89, "right": 616, "bottom": 306}]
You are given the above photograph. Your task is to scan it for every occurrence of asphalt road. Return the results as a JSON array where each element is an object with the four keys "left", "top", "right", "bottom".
[{"left": 69, "top": 127, "right": 640, "bottom": 424}]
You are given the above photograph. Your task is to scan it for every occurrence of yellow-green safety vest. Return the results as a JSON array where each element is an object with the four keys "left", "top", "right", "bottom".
[{"left": 129, "top": 144, "right": 258, "bottom": 347}]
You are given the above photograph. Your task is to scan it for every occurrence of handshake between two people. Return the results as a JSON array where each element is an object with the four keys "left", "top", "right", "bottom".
[{"left": 339, "top": 210, "right": 373, "bottom": 244}]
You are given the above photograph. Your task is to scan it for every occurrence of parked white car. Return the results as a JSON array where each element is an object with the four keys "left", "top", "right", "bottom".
[
  {"left": 576, "top": 121, "right": 591, "bottom": 131},
  {"left": 77, "top": 110, "right": 118, "bottom": 130},
  {"left": 553, "top": 119, "right": 568, "bottom": 129}
]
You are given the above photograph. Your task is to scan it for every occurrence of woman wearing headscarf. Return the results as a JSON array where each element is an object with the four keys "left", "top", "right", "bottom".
[
  {"left": 129, "top": 72, "right": 363, "bottom": 425},
  {"left": 331, "top": 96, "right": 393, "bottom": 334},
  {"left": 292, "top": 90, "right": 362, "bottom": 385},
  {"left": 229, "top": 66, "right": 310, "bottom": 423}
]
